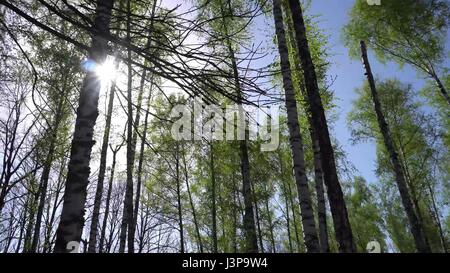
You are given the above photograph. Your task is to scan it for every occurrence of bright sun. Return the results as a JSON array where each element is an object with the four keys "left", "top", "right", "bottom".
[
  {"left": 81, "top": 56, "right": 117, "bottom": 84},
  {"left": 95, "top": 57, "right": 117, "bottom": 83}
]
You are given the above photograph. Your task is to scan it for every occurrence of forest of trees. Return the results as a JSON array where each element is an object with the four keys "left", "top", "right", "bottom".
[{"left": 0, "top": 0, "right": 448, "bottom": 253}]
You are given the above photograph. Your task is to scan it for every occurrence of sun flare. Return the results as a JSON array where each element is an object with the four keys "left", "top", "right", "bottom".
[{"left": 95, "top": 57, "right": 117, "bottom": 83}]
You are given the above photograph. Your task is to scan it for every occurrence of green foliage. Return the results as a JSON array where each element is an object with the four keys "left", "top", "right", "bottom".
[
  {"left": 345, "top": 177, "right": 386, "bottom": 252},
  {"left": 420, "top": 73, "right": 450, "bottom": 147},
  {"left": 379, "top": 180, "right": 416, "bottom": 252},
  {"left": 348, "top": 78, "right": 449, "bottom": 252},
  {"left": 343, "top": 0, "right": 449, "bottom": 70}
]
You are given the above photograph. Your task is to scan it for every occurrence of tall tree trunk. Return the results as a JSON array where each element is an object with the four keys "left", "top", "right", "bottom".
[
  {"left": 53, "top": 0, "right": 114, "bottom": 253},
  {"left": 99, "top": 144, "right": 120, "bottom": 253},
  {"left": 282, "top": 5, "right": 329, "bottom": 250},
  {"left": 431, "top": 72, "right": 450, "bottom": 107},
  {"left": 119, "top": 0, "right": 134, "bottom": 253},
  {"left": 397, "top": 143, "right": 432, "bottom": 250},
  {"left": 43, "top": 158, "right": 66, "bottom": 253},
  {"left": 239, "top": 138, "right": 258, "bottom": 253},
  {"left": 124, "top": 71, "right": 141, "bottom": 253},
  {"left": 262, "top": 181, "right": 276, "bottom": 253},
  {"left": 406, "top": 175, "right": 431, "bottom": 250},
  {"left": 287, "top": 175, "right": 302, "bottom": 252},
  {"left": 31, "top": 80, "right": 67, "bottom": 252},
  {"left": 360, "top": 40, "right": 430, "bottom": 253},
  {"left": 182, "top": 143, "right": 203, "bottom": 253},
  {"left": 87, "top": 14, "right": 124, "bottom": 250},
  {"left": 278, "top": 151, "right": 293, "bottom": 252},
  {"left": 106, "top": 194, "right": 119, "bottom": 253},
  {"left": 232, "top": 172, "right": 238, "bottom": 253},
  {"left": 273, "top": 0, "right": 320, "bottom": 252},
  {"left": 175, "top": 143, "right": 185, "bottom": 253},
  {"left": 218, "top": 181, "right": 227, "bottom": 252},
  {"left": 426, "top": 180, "right": 448, "bottom": 253},
  {"left": 23, "top": 210, "right": 35, "bottom": 252},
  {"left": 23, "top": 175, "right": 38, "bottom": 252},
  {"left": 16, "top": 208, "right": 26, "bottom": 253},
  {"left": 87, "top": 66, "right": 117, "bottom": 253},
  {"left": 309, "top": 126, "right": 330, "bottom": 252},
  {"left": 128, "top": 0, "right": 157, "bottom": 248},
  {"left": 129, "top": 81, "right": 151, "bottom": 253},
  {"left": 137, "top": 191, "right": 151, "bottom": 253},
  {"left": 0, "top": 102, "right": 20, "bottom": 215},
  {"left": 218, "top": 0, "right": 258, "bottom": 253},
  {"left": 3, "top": 209, "right": 15, "bottom": 253},
  {"left": 293, "top": 193, "right": 303, "bottom": 250},
  {"left": 287, "top": 0, "right": 355, "bottom": 252},
  {"left": 283, "top": 187, "right": 293, "bottom": 253},
  {"left": 210, "top": 143, "right": 218, "bottom": 253},
  {"left": 251, "top": 180, "right": 264, "bottom": 253}
]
